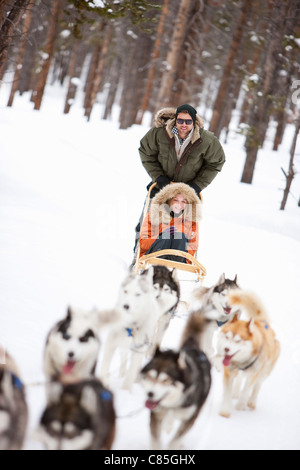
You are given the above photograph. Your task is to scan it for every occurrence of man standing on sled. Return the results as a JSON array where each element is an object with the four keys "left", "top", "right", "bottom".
[{"left": 134, "top": 104, "right": 226, "bottom": 253}]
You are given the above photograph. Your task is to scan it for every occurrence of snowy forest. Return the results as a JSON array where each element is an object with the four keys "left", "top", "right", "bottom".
[{"left": 0, "top": 0, "right": 300, "bottom": 194}]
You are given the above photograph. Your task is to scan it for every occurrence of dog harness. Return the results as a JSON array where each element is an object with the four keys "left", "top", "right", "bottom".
[
  {"left": 238, "top": 322, "right": 270, "bottom": 370},
  {"left": 100, "top": 390, "right": 112, "bottom": 401}
]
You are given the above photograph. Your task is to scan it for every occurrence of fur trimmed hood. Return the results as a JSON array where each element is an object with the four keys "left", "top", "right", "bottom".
[
  {"left": 149, "top": 183, "right": 202, "bottom": 225},
  {"left": 154, "top": 107, "right": 205, "bottom": 145}
]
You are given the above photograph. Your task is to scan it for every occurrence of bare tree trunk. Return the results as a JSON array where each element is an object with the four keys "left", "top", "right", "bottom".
[
  {"left": 170, "top": 49, "right": 187, "bottom": 104},
  {"left": 32, "top": 0, "right": 62, "bottom": 110},
  {"left": 0, "top": 0, "right": 30, "bottom": 76},
  {"left": 7, "top": 0, "right": 35, "bottom": 107},
  {"left": 102, "top": 56, "right": 121, "bottom": 120},
  {"left": 84, "top": 47, "right": 101, "bottom": 112},
  {"left": 209, "top": 0, "right": 252, "bottom": 137},
  {"left": 136, "top": 0, "right": 171, "bottom": 124},
  {"left": 273, "top": 1, "right": 300, "bottom": 150},
  {"left": 273, "top": 108, "right": 287, "bottom": 151},
  {"left": 84, "top": 22, "right": 113, "bottom": 122},
  {"left": 63, "top": 41, "right": 88, "bottom": 115},
  {"left": 241, "top": 0, "right": 288, "bottom": 184},
  {"left": 156, "top": 0, "right": 193, "bottom": 108},
  {"left": 119, "top": 30, "right": 152, "bottom": 129},
  {"left": 0, "top": 0, "right": 7, "bottom": 25},
  {"left": 280, "top": 119, "right": 299, "bottom": 210},
  {"left": 63, "top": 42, "right": 79, "bottom": 114}
]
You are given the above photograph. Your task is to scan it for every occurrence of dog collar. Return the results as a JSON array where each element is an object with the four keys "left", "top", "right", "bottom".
[
  {"left": 261, "top": 320, "right": 269, "bottom": 330},
  {"left": 217, "top": 320, "right": 228, "bottom": 327},
  {"left": 239, "top": 355, "right": 259, "bottom": 371},
  {"left": 11, "top": 373, "right": 24, "bottom": 390},
  {"left": 126, "top": 328, "right": 135, "bottom": 338}
]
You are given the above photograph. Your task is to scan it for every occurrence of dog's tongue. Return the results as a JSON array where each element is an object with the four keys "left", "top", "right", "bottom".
[
  {"left": 223, "top": 355, "right": 234, "bottom": 367},
  {"left": 145, "top": 399, "right": 159, "bottom": 411},
  {"left": 224, "top": 307, "right": 232, "bottom": 315},
  {"left": 62, "top": 360, "right": 76, "bottom": 375}
]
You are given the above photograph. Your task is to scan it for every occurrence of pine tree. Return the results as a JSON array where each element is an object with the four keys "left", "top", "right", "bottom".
[
  {"left": 209, "top": 0, "right": 253, "bottom": 138},
  {"left": 31, "top": 0, "right": 63, "bottom": 110},
  {"left": 7, "top": 0, "right": 35, "bottom": 107},
  {"left": 0, "top": 0, "right": 31, "bottom": 76},
  {"left": 156, "top": 0, "right": 194, "bottom": 108}
]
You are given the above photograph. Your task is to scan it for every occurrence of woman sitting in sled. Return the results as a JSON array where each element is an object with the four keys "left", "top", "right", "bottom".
[{"left": 139, "top": 183, "right": 202, "bottom": 264}]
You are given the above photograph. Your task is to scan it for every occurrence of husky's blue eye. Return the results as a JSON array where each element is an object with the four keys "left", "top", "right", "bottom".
[{"left": 63, "top": 333, "right": 70, "bottom": 340}]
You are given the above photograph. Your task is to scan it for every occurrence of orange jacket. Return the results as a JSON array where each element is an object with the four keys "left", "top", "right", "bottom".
[{"left": 139, "top": 213, "right": 199, "bottom": 262}]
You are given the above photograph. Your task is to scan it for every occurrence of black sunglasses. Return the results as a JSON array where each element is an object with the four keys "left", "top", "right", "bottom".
[{"left": 177, "top": 118, "right": 193, "bottom": 125}]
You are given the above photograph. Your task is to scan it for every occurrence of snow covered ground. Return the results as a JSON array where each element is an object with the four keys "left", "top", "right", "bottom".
[{"left": 0, "top": 82, "right": 299, "bottom": 450}]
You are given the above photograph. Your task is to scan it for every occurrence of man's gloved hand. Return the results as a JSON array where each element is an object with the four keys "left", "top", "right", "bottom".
[
  {"left": 159, "top": 226, "right": 177, "bottom": 239},
  {"left": 156, "top": 175, "right": 171, "bottom": 189},
  {"left": 187, "top": 181, "right": 201, "bottom": 198}
]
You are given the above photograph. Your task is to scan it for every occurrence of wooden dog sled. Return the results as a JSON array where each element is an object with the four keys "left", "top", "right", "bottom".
[{"left": 134, "top": 183, "right": 207, "bottom": 284}]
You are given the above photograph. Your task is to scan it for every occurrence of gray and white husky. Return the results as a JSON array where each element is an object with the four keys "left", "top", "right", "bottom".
[
  {"left": 100, "top": 266, "right": 160, "bottom": 390},
  {"left": 140, "top": 313, "right": 211, "bottom": 450},
  {"left": 0, "top": 346, "right": 28, "bottom": 450},
  {"left": 188, "top": 273, "right": 241, "bottom": 361},
  {"left": 36, "top": 379, "right": 116, "bottom": 450}
]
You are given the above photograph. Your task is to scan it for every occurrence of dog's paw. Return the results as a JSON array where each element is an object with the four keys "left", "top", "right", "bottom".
[
  {"left": 235, "top": 401, "right": 247, "bottom": 411},
  {"left": 219, "top": 405, "right": 231, "bottom": 418},
  {"left": 219, "top": 410, "right": 231, "bottom": 418},
  {"left": 247, "top": 401, "right": 256, "bottom": 410}
]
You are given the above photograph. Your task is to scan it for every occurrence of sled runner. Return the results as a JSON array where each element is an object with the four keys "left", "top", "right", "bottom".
[{"left": 134, "top": 183, "right": 207, "bottom": 283}]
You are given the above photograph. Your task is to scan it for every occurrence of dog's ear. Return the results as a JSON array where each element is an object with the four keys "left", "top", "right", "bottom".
[
  {"left": 247, "top": 318, "right": 255, "bottom": 334},
  {"left": 128, "top": 263, "right": 135, "bottom": 273},
  {"left": 140, "top": 266, "right": 154, "bottom": 283},
  {"left": 66, "top": 306, "right": 73, "bottom": 320},
  {"left": 217, "top": 273, "right": 226, "bottom": 284},
  {"left": 171, "top": 268, "right": 179, "bottom": 283}
]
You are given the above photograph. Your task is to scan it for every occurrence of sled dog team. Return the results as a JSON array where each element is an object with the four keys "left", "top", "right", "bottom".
[{"left": 0, "top": 267, "right": 280, "bottom": 450}]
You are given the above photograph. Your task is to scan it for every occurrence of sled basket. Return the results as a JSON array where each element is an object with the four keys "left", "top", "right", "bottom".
[{"left": 134, "top": 183, "right": 207, "bottom": 283}]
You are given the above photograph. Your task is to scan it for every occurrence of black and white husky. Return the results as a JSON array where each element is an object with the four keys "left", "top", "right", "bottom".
[
  {"left": 43, "top": 306, "right": 120, "bottom": 383},
  {"left": 140, "top": 313, "right": 211, "bottom": 450},
  {"left": 0, "top": 346, "right": 28, "bottom": 450},
  {"left": 188, "top": 273, "right": 241, "bottom": 361},
  {"left": 36, "top": 379, "right": 116, "bottom": 450},
  {"left": 44, "top": 307, "right": 101, "bottom": 383}
]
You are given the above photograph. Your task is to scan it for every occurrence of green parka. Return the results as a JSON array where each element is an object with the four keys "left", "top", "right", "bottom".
[{"left": 139, "top": 107, "right": 226, "bottom": 191}]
